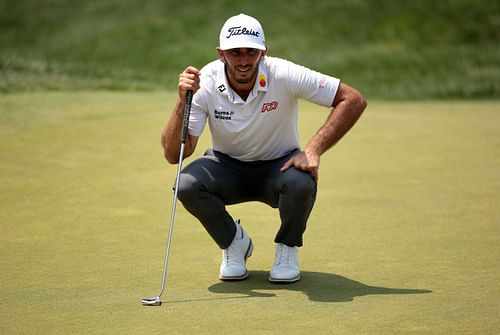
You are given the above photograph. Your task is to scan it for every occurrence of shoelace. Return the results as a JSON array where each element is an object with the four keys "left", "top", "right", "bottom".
[
  {"left": 274, "top": 244, "right": 289, "bottom": 266},
  {"left": 224, "top": 244, "right": 241, "bottom": 266},
  {"left": 223, "top": 231, "right": 244, "bottom": 266}
]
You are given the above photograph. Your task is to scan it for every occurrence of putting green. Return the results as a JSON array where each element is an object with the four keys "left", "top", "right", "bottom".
[{"left": 1, "top": 92, "right": 499, "bottom": 334}]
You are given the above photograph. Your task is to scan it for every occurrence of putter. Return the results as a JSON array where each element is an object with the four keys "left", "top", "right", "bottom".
[{"left": 141, "top": 90, "right": 193, "bottom": 306}]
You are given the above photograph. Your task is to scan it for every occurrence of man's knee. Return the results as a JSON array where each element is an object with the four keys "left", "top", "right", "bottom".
[
  {"left": 177, "top": 157, "right": 215, "bottom": 203},
  {"left": 177, "top": 172, "right": 202, "bottom": 203},
  {"left": 282, "top": 168, "right": 317, "bottom": 199}
]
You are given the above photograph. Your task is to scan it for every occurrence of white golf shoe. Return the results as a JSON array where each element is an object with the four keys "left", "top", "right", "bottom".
[
  {"left": 219, "top": 220, "right": 253, "bottom": 281},
  {"left": 269, "top": 243, "right": 300, "bottom": 283}
]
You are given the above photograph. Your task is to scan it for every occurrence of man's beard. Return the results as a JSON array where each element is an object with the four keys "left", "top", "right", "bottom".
[{"left": 226, "top": 63, "right": 259, "bottom": 84}]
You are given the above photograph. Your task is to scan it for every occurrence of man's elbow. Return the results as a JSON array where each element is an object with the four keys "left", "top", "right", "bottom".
[
  {"left": 162, "top": 140, "right": 195, "bottom": 164},
  {"left": 334, "top": 84, "right": 367, "bottom": 115},
  {"left": 163, "top": 145, "right": 180, "bottom": 164},
  {"left": 165, "top": 153, "right": 180, "bottom": 164},
  {"left": 358, "top": 95, "right": 368, "bottom": 113},
  {"left": 161, "top": 137, "right": 179, "bottom": 164},
  {"left": 353, "top": 92, "right": 367, "bottom": 116}
]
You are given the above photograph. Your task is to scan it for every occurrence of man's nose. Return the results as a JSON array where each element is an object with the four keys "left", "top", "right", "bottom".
[{"left": 237, "top": 55, "right": 250, "bottom": 65}]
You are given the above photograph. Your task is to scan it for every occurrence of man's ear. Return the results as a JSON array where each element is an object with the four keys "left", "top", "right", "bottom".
[
  {"left": 259, "top": 48, "right": 267, "bottom": 61},
  {"left": 216, "top": 47, "right": 225, "bottom": 62}
]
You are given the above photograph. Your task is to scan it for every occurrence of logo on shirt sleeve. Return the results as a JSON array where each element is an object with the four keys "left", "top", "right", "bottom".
[{"left": 319, "top": 77, "right": 327, "bottom": 88}]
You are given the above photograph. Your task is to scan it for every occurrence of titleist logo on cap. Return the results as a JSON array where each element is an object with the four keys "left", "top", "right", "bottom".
[{"left": 225, "top": 26, "right": 260, "bottom": 39}]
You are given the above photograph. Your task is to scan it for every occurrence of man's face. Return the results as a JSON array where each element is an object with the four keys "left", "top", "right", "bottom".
[{"left": 218, "top": 48, "right": 265, "bottom": 85}]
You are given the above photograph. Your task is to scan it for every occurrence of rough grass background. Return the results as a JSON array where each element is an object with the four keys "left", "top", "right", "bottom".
[{"left": 1, "top": 0, "right": 500, "bottom": 98}]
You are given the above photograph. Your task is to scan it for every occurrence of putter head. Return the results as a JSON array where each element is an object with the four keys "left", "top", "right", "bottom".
[{"left": 141, "top": 296, "right": 161, "bottom": 306}]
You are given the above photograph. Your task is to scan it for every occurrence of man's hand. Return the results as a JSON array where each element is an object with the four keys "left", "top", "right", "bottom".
[
  {"left": 178, "top": 66, "right": 201, "bottom": 102},
  {"left": 162, "top": 66, "right": 201, "bottom": 164},
  {"left": 280, "top": 150, "right": 320, "bottom": 182},
  {"left": 282, "top": 83, "right": 366, "bottom": 181}
]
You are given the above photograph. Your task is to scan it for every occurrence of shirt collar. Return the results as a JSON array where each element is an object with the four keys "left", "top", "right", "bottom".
[{"left": 216, "top": 58, "right": 269, "bottom": 104}]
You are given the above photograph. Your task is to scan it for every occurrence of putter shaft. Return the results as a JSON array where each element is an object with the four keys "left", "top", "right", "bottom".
[{"left": 141, "top": 90, "right": 193, "bottom": 306}]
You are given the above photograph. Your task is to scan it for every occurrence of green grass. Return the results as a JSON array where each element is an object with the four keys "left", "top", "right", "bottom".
[
  {"left": 1, "top": 92, "right": 499, "bottom": 334},
  {"left": 1, "top": 0, "right": 500, "bottom": 98}
]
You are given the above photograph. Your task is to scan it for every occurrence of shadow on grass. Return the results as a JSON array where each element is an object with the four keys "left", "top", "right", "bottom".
[{"left": 207, "top": 270, "right": 432, "bottom": 303}]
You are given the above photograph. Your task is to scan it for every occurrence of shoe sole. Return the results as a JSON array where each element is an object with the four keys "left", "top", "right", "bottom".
[
  {"left": 219, "top": 270, "right": 249, "bottom": 281},
  {"left": 268, "top": 274, "right": 301, "bottom": 284},
  {"left": 219, "top": 239, "right": 253, "bottom": 281}
]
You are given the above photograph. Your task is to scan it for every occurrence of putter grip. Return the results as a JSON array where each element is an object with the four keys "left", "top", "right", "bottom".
[{"left": 180, "top": 90, "right": 193, "bottom": 144}]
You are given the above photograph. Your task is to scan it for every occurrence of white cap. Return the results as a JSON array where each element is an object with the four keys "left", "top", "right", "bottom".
[{"left": 219, "top": 14, "right": 266, "bottom": 50}]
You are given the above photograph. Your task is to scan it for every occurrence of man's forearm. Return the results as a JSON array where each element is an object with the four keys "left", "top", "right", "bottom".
[
  {"left": 161, "top": 100, "right": 186, "bottom": 163},
  {"left": 305, "top": 94, "right": 366, "bottom": 156}
]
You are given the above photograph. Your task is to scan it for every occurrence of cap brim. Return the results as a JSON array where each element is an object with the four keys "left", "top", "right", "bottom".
[{"left": 219, "top": 41, "right": 266, "bottom": 51}]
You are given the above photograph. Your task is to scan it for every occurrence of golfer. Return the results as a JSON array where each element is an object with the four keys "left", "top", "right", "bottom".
[{"left": 162, "top": 13, "right": 366, "bottom": 283}]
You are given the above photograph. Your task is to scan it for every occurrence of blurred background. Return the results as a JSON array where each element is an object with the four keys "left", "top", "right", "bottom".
[{"left": 1, "top": 0, "right": 499, "bottom": 99}]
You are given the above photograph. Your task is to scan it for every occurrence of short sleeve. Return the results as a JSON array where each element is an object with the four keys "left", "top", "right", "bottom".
[
  {"left": 188, "top": 89, "right": 208, "bottom": 137},
  {"left": 283, "top": 60, "right": 340, "bottom": 107}
]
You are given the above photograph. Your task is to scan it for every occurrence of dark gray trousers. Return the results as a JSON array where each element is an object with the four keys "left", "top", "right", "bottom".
[{"left": 177, "top": 149, "right": 317, "bottom": 249}]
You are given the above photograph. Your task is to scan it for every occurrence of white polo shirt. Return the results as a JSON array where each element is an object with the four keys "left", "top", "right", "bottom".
[{"left": 189, "top": 56, "right": 340, "bottom": 161}]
